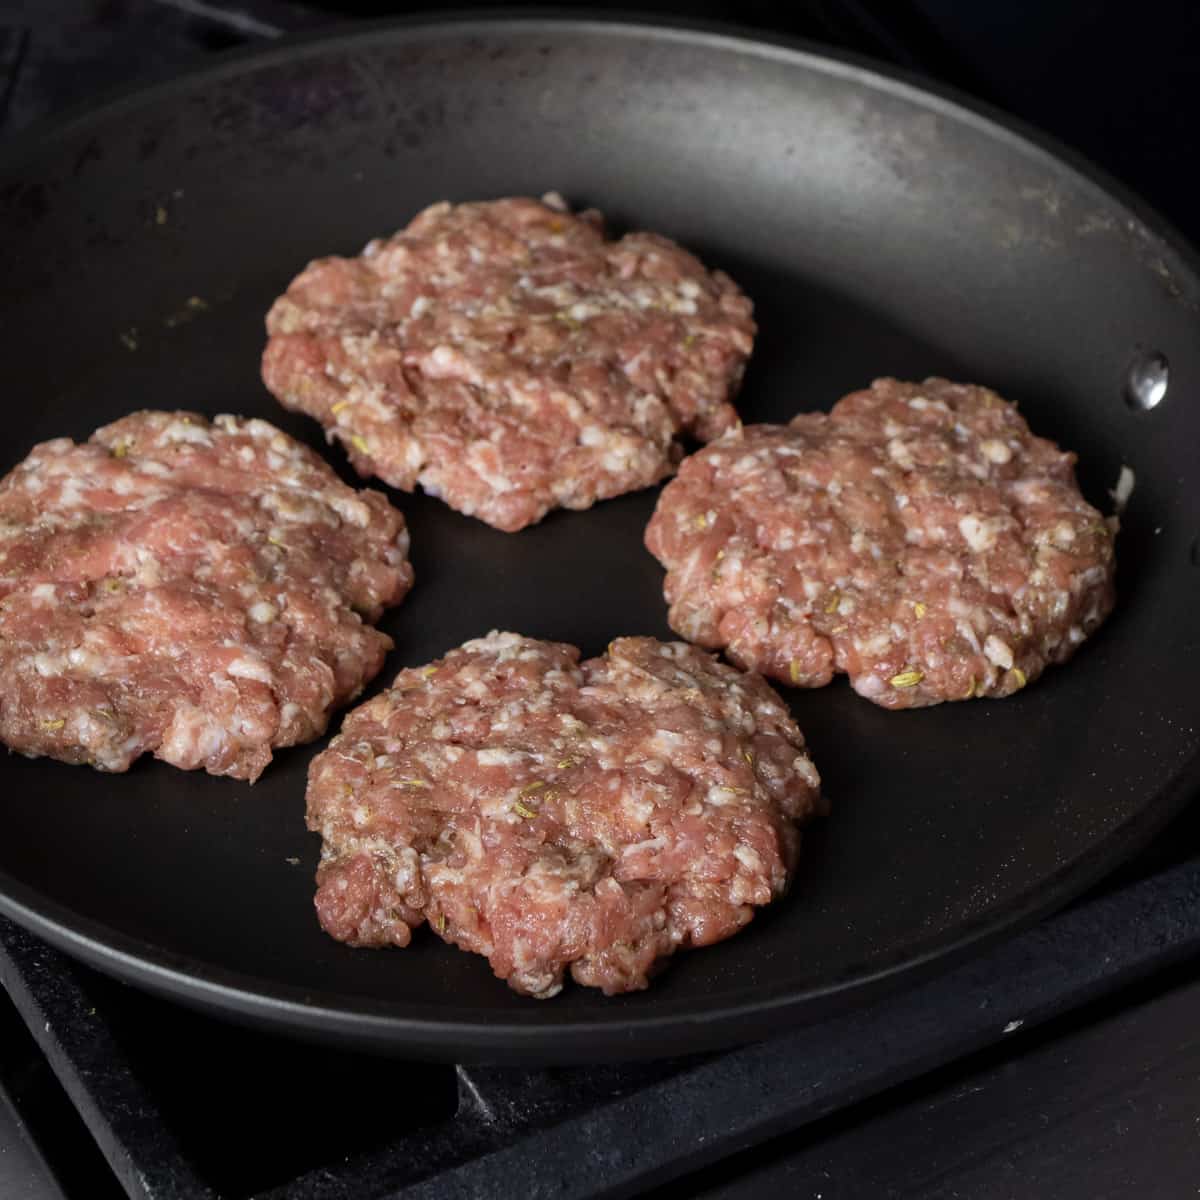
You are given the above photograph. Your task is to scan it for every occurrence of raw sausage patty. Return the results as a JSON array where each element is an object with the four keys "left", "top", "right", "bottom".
[
  {"left": 262, "top": 194, "right": 755, "bottom": 532},
  {"left": 0, "top": 412, "right": 413, "bottom": 780},
  {"left": 645, "top": 377, "right": 1115, "bottom": 708},
  {"left": 306, "top": 632, "right": 821, "bottom": 998}
]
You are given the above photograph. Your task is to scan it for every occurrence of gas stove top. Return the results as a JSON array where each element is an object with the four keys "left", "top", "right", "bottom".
[
  {"left": 6, "top": 853, "right": 1200, "bottom": 1198},
  {"left": 3, "top": 3, "right": 1199, "bottom": 1198}
]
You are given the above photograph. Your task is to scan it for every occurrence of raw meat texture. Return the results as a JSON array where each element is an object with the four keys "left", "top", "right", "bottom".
[
  {"left": 306, "top": 632, "right": 822, "bottom": 997},
  {"left": 645, "top": 377, "right": 1115, "bottom": 708},
  {"left": 263, "top": 193, "right": 755, "bottom": 531},
  {"left": 0, "top": 411, "right": 413, "bottom": 779}
]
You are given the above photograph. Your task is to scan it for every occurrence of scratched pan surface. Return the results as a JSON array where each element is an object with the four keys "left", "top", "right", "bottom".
[{"left": 0, "top": 17, "right": 1198, "bottom": 1063}]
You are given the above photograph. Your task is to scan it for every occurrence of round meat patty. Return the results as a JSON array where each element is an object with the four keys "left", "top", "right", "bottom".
[
  {"left": 0, "top": 412, "right": 413, "bottom": 780},
  {"left": 644, "top": 377, "right": 1116, "bottom": 708},
  {"left": 262, "top": 193, "right": 756, "bottom": 532},
  {"left": 306, "top": 631, "right": 822, "bottom": 998}
]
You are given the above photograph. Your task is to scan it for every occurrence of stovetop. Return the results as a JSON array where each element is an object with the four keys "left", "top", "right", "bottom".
[
  {"left": 3, "top": 3, "right": 1200, "bottom": 1198},
  {"left": 6, "top": 835, "right": 1200, "bottom": 1199}
]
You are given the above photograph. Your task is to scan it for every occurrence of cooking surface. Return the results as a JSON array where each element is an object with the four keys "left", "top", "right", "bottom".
[
  {"left": 1, "top": 15, "right": 1198, "bottom": 1059},
  {"left": 2, "top": 1, "right": 1200, "bottom": 1195}
]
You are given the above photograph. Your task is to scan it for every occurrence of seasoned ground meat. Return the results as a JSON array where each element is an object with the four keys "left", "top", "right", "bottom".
[
  {"left": 0, "top": 412, "right": 413, "bottom": 780},
  {"left": 262, "top": 193, "right": 755, "bottom": 532},
  {"left": 645, "top": 377, "right": 1115, "bottom": 708},
  {"left": 306, "top": 632, "right": 821, "bottom": 998}
]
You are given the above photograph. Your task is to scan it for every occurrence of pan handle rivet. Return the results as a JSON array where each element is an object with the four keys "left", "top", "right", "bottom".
[{"left": 1125, "top": 350, "right": 1168, "bottom": 411}]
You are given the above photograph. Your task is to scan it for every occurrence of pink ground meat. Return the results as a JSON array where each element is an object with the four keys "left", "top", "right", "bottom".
[
  {"left": 306, "top": 631, "right": 822, "bottom": 998},
  {"left": 0, "top": 411, "right": 413, "bottom": 780},
  {"left": 262, "top": 193, "right": 755, "bottom": 532},
  {"left": 645, "top": 377, "right": 1115, "bottom": 708}
]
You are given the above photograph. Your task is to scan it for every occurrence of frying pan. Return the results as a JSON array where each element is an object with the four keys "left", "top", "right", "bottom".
[{"left": 1, "top": 14, "right": 1198, "bottom": 1064}]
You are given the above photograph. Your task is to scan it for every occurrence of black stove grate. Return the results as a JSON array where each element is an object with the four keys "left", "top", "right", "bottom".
[{"left": 5, "top": 854, "right": 1200, "bottom": 1199}]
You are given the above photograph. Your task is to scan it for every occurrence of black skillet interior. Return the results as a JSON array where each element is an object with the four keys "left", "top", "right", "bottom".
[{"left": 0, "top": 17, "right": 1198, "bottom": 1062}]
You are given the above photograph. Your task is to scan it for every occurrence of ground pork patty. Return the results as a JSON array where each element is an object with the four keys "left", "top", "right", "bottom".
[
  {"left": 306, "top": 631, "right": 821, "bottom": 998},
  {"left": 0, "top": 411, "right": 413, "bottom": 780},
  {"left": 262, "top": 193, "right": 756, "bottom": 532},
  {"left": 644, "top": 377, "right": 1116, "bottom": 709}
]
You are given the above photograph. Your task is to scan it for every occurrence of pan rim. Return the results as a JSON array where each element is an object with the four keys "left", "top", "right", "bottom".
[
  {"left": 3, "top": 8, "right": 1197, "bottom": 302},
  {"left": 2, "top": 751, "right": 1196, "bottom": 1059},
  {"left": 2, "top": 10, "right": 1198, "bottom": 1060}
]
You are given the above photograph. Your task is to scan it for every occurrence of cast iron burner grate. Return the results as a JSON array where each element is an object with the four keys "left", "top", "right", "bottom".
[{"left": 5, "top": 848, "right": 1200, "bottom": 1199}]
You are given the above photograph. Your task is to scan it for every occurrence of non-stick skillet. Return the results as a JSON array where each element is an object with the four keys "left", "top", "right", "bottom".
[{"left": 0, "top": 15, "right": 1197, "bottom": 1064}]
